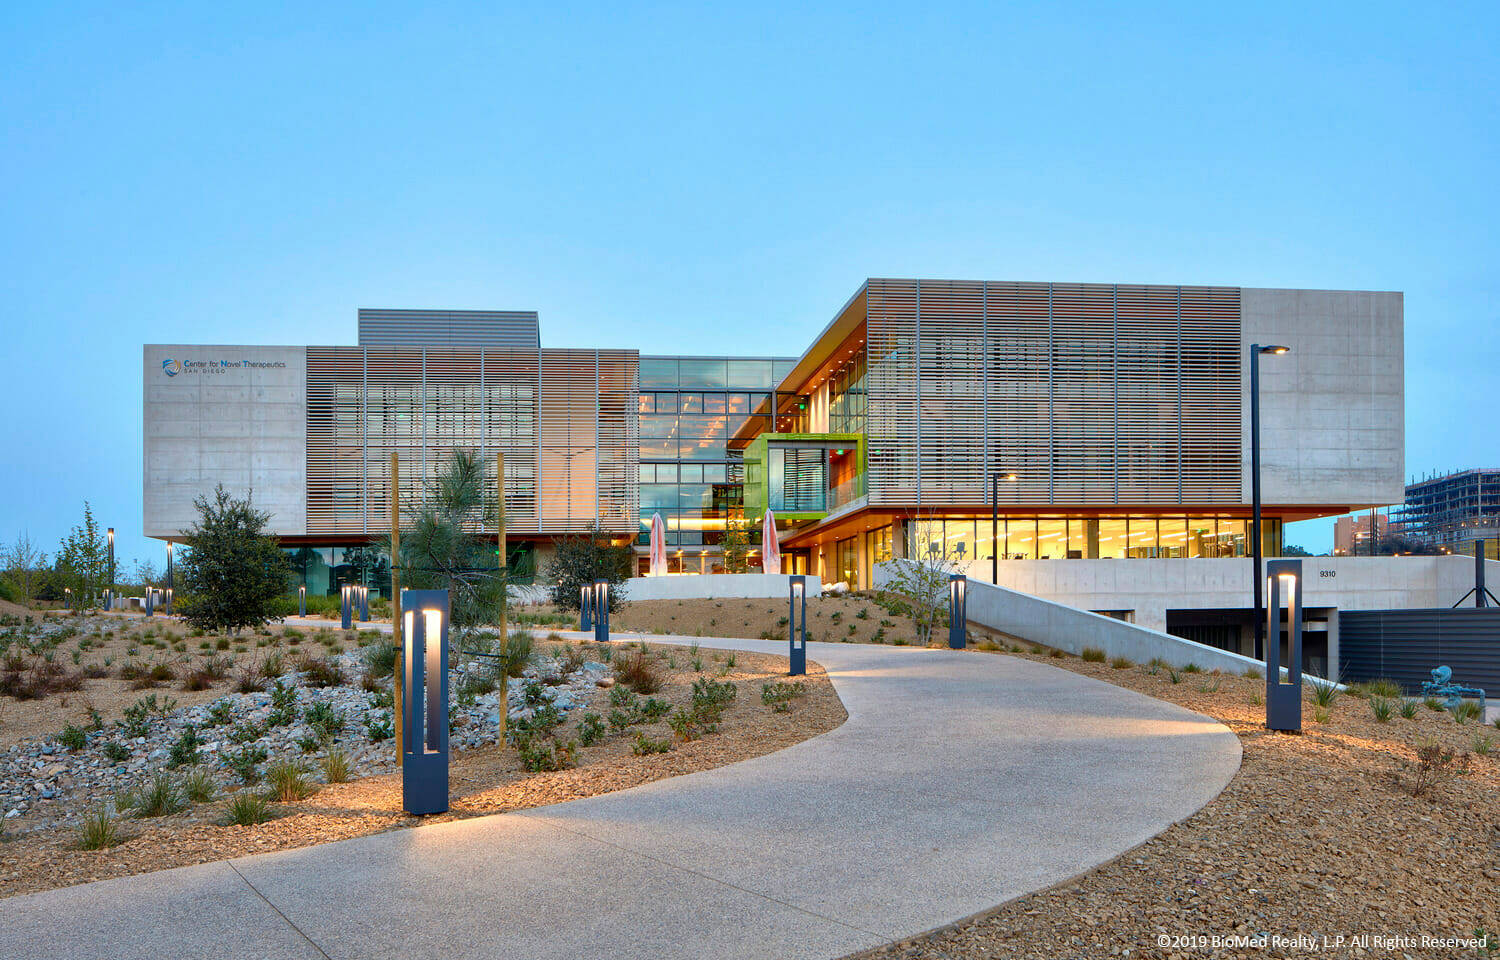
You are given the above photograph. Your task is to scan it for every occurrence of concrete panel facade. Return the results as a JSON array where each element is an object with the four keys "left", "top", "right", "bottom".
[
  {"left": 947, "top": 555, "right": 1498, "bottom": 633},
  {"left": 1241, "top": 288, "right": 1405, "bottom": 508},
  {"left": 144, "top": 345, "right": 307, "bottom": 538}
]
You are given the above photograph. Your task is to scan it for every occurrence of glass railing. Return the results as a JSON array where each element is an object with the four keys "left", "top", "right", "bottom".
[{"left": 827, "top": 473, "right": 867, "bottom": 511}]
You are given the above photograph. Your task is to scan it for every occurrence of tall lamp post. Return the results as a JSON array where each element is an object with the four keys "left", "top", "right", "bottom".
[
  {"left": 1250, "top": 343, "right": 1290, "bottom": 660},
  {"left": 990, "top": 472, "right": 1018, "bottom": 583},
  {"left": 106, "top": 527, "right": 115, "bottom": 610}
]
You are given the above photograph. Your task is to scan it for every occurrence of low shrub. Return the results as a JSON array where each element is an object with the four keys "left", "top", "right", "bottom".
[
  {"left": 180, "top": 669, "right": 214, "bottom": 692},
  {"left": 1425, "top": 696, "right": 1445, "bottom": 711},
  {"left": 365, "top": 712, "right": 394, "bottom": 742},
  {"left": 58, "top": 724, "right": 88, "bottom": 751},
  {"left": 518, "top": 738, "right": 577, "bottom": 772},
  {"left": 1370, "top": 698, "right": 1393, "bottom": 723},
  {"left": 322, "top": 749, "right": 352, "bottom": 783},
  {"left": 168, "top": 725, "right": 203, "bottom": 767},
  {"left": 1109, "top": 656, "right": 1133, "bottom": 670},
  {"left": 228, "top": 745, "right": 268, "bottom": 784},
  {"left": 304, "top": 701, "right": 344, "bottom": 741},
  {"left": 1182, "top": 663, "right": 1201, "bottom": 674},
  {"left": 136, "top": 773, "right": 186, "bottom": 817},
  {"left": 204, "top": 700, "right": 235, "bottom": 727},
  {"left": 222, "top": 793, "right": 273, "bottom": 826},
  {"left": 1406, "top": 742, "right": 1470, "bottom": 798},
  {"left": 1080, "top": 647, "right": 1106, "bottom": 663},
  {"left": 233, "top": 665, "right": 267, "bottom": 694},
  {"left": 761, "top": 681, "right": 806, "bottom": 712},
  {"left": 1309, "top": 681, "right": 1341, "bottom": 708},
  {"left": 614, "top": 649, "right": 662, "bottom": 695},
  {"left": 631, "top": 732, "right": 672, "bottom": 755},
  {"left": 1472, "top": 734, "right": 1493, "bottom": 757},
  {"left": 77, "top": 806, "right": 123, "bottom": 850},
  {"left": 1365, "top": 678, "right": 1403, "bottom": 699},
  {"left": 264, "top": 762, "right": 318, "bottom": 802},
  {"left": 182, "top": 769, "right": 216, "bottom": 803},
  {"left": 577, "top": 712, "right": 605, "bottom": 746},
  {"left": 1452, "top": 701, "right": 1482, "bottom": 724},
  {"left": 102, "top": 740, "right": 131, "bottom": 763},
  {"left": 1399, "top": 699, "right": 1419, "bottom": 719},
  {"left": 300, "top": 657, "right": 345, "bottom": 688}
]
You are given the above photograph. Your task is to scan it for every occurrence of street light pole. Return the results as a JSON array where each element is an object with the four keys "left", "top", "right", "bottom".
[
  {"left": 1250, "top": 343, "right": 1289, "bottom": 662},
  {"left": 990, "top": 471, "right": 1018, "bottom": 583}
]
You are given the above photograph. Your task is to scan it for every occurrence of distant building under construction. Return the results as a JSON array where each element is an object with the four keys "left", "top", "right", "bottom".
[{"left": 1394, "top": 468, "right": 1500, "bottom": 559}]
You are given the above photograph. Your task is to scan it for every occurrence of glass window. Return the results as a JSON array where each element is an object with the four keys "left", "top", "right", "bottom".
[
  {"left": 678, "top": 484, "right": 713, "bottom": 509},
  {"left": 640, "top": 436, "right": 675, "bottom": 459},
  {"left": 641, "top": 485, "right": 677, "bottom": 510},
  {"left": 945, "top": 519, "right": 976, "bottom": 564},
  {"left": 772, "top": 359, "right": 797, "bottom": 382},
  {"left": 678, "top": 416, "right": 727, "bottom": 460},
  {"left": 701, "top": 463, "right": 727, "bottom": 483},
  {"left": 637, "top": 394, "right": 655, "bottom": 414},
  {"left": 726, "top": 393, "right": 750, "bottom": 414},
  {"left": 727, "top": 359, "right": 775, "bottom": 387},
  {"left": 1005, "top": 518, "right": 1037, "bottom": 560},
  {"left": 678, "top": 359, "right": 728, "bottom": 388},
  {"left": 1158, "top": 518, "right": 1188, "bottom": 558},
  {"left": 1097, "top": 518, "right": 1127, "bottom": 559},
  {"left": 912, "top": 520, "right": 944, "bottom": 560},
  {"left": 1067, "top": 519, "right": 1093, "bottom": 559},
  {"left": 639, "top": 463, "right": 657, "bottom": 483},
  {"left": 679, "top": 464, "right": 703, "bottom": 482},
  {"left": 1216, "top": 519, "right": 1247, "bottom": 557},
  {"left": 701, "top": 393, "right": 726, "bottom": 414},
  {"left": 1127, "top": 518, "right": 1159, "bottom": 558},
  {"left": 640, "top": 418, "right": 676, "bottom": 439},
  {"left": 1036, "top": 518, "right": 1067, "bottom": 559},
  {"left": 653, "top": 392, "right": 678, "bottom": 414},
  {"left": 1187, "top": 519, "right": 1214, "bottom": 558},
  {"left": 976, "top": 517, "right": 997, "bottom": 560},
  {"left": 640, "top": 358, "right": 678, "bottom": 387},
  {"left": 679, "top": 393, "right": 703, "bottom": 414}
]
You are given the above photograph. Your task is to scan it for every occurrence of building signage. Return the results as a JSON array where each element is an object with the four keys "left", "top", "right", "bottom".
[{"left": 160, "top": 357, "right": 288, "bottom": 376}]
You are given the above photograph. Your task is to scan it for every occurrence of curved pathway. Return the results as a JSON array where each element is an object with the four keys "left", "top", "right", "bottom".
[{"left": 3, "top": 636, "right": 1240, "bottom": 960}]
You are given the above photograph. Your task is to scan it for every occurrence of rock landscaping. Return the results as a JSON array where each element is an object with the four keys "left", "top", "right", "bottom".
[
  {"left": 0, "top": 622, "right": 845, "bottom": 899},
  {"left": 0, "top": 647, "right": 610, "bottom": 833}
]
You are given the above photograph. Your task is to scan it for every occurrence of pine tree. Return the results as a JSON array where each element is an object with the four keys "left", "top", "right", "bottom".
[{"left": 176, "top": 486, "right": 290, "bottom": 634}]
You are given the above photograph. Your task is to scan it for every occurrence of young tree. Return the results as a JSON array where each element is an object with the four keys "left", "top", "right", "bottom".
[
  {"left": 876, "top": 517, "right": 964, "bottom": 646},
  {"left": 720, "top": 513, "right": 753, "bottom": 573},
  {"left": 1, "top": 531, "right": 47, "bottom": 604},
  {"left": 128, "top": 558, "right": 160, "bottom": 590},
  {"left": 546, "top": 527, "right": 633, "bottom": 613},
  {"left": 382, "top": 450, "right": 507, "bottom": 640},
  {"left": 56, "top": 502, "right": 107, "bottom": 605},
  {"left": 175, "top": 486, "right": 290, "bottom": 634}
]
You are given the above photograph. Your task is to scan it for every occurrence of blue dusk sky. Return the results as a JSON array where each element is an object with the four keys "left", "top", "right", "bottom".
[{"left": 1, "top": 2, "right": 1496, "bottom": 568}]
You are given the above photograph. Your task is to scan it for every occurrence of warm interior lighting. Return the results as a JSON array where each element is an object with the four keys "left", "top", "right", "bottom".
[{"left": 423, "top": 609, "right": 442, "bottom": 753}]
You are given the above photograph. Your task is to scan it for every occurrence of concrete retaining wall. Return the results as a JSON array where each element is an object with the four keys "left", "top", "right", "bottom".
[
  {"left": 877, "top": 560, "right": 1264, "bottom": 674},
  {"left": 622, "top": 573, "right": 823, "bottom": 602}
]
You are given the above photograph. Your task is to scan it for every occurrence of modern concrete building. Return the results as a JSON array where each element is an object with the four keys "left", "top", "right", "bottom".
[{"left": 146, "top": 278, "right": 1412, "bottom": 668}]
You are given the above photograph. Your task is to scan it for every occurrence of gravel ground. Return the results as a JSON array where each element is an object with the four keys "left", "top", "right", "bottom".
[
  {"left": 842, "top": 645, "right": 1500, "bottom": 960},
  {"left": 0, "top": 640, "right": 844, "bottom": 899}
]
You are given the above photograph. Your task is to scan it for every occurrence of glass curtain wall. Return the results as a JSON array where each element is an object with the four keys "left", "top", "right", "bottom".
[
  {"left": 928, "top": 517, "right": 1282, "bottom": 561},
  {"left": 638, "top": 357, "right": 795, "bottom": 550}
]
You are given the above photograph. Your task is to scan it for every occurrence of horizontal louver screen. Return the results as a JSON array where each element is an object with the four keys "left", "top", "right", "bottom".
[
  {"left": 306, "top": 347, "right": 637, "bottom": 536},
  {"left": 865, "top": 279, "right": 1241, "bottom": 508}
]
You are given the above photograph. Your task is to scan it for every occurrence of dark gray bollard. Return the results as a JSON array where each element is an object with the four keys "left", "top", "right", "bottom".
[
  {"left": 1265, "top": 559, "right": 1304, "bottom": 732},
  {"left": 948, "top": 574, "right": 967, "bottom": 649},
  {"left": 298, "top": 585, "right": 306, "bottom": 617},
  {"left": 401, "top": 589, "right": 450, "bottom": 815},
  {"left": 580, "top": 584, "right": 592, "bottom": 631},
  {"left": 593, "top": 580, "right": 610, "bottom": 642},
  {"left": 788, "top": 575, "right": 807, "bottom": 676},
  {"left": 340, "top": 585, "right": 352, "bottom": 630}
]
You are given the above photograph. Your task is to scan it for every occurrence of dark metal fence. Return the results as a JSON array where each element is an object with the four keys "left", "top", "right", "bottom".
[{"left": 1338, "top": 608, "right": 1500, "bottom": 694}]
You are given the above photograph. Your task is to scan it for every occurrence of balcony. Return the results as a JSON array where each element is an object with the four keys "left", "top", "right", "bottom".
[{"left": 742, "top": 432, "right": 864, "bottom": 521}]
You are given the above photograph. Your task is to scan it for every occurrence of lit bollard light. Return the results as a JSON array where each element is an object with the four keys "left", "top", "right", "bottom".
[
  {"left": 580, "top": 584, "right": 593, "bottom": 632},
  {"left": 788, "top": 575, "right": 807, "bottom": 676},
  {"left": 1265, "top": 559, "right": 1304, "bottom": 732},
  {"left": 401, "top": 589, "right": 450, "bottom": 815},
  {"left": 341, "top": 585, "right": 353, "bottom": 630},
  {"left": 593, "top": 579, "right": 610, "bottom": 643},
  {"left": 358, "top": 585, "right": 369, "bottom": 622},
  {"left": 299, "top": 585, "right": 306, "bottom": 618},
  {"left": 948, "top": 574, "right": 968, "bottom": 649}
]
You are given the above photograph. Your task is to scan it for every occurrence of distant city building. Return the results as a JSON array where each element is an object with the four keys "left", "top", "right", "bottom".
[
  {"left": 1394, "top": 468, "right": 1500, "bottom": 559},
  {"left": 1333, "top": 512, "right": 1391, "bottom": 556}
]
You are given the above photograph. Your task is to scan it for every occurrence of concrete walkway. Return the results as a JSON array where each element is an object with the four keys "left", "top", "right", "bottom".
[{"left": 3, "top": 635, "right": 1241, "bottom": 960}]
